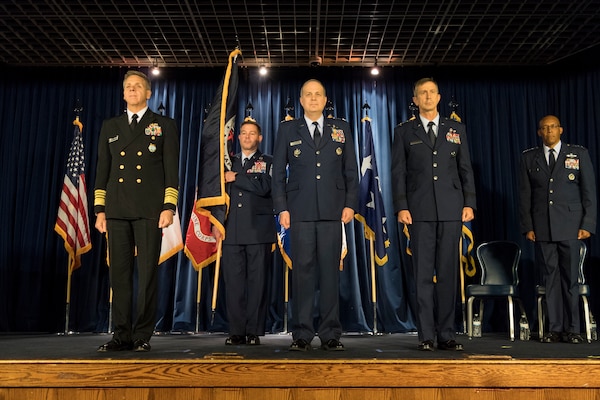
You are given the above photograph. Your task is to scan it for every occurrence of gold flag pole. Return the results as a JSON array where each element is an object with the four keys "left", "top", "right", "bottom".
[
  {"left": 369, "top": 237, "right": 379, "bottom": 334},
  {"left": 283, "top": 264, "right": 290, "bottom": 333},
  {"left": 459, "top": 237, "right": 466, "bottom": 334},
  {"left": 210, "top": 238, "right": 223, "bottom": 326},
  {"left": 108, "top": 287, "right": 113, "bottom": 334},
  {"left": 195, "top": 268, "right": 203, "bottom": 333},
  {"left": 63, "top": 258, "right": 73, "bottom": 335}
]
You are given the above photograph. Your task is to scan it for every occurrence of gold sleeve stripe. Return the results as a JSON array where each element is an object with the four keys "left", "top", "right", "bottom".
[
  {"left": 94, "top": 189, "right": 106, "bottom": 206},
  {"left": 164, "top": 187, "right": 179, "bottom": 206}
]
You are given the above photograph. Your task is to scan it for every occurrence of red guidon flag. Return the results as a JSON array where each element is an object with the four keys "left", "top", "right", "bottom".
[
  {"left": 184, "top": 206, "right": 217, "bottom": 270},
  {"left": 185, "top": 48, "right": 240, "bottom": 268}
]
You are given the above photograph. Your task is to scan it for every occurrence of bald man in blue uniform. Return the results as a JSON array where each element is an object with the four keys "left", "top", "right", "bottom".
[
  {"left": 272, "top": 79, "right": 359, "bottom": 351},
  {"left": 519, "top": 114, "right": 596, "bottom": 344}
]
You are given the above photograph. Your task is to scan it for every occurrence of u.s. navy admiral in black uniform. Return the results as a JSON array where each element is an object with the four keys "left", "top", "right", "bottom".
[
  {"left": 272, "top": 79, "right": 359, "bottom": 352},
  {"left": 519, "top": 115, "right": 597, "bottom": 344},
  {"left": 213, "top": 120, "right": 276, "bottom": 346},
  {"left": 94, "top": 70, "right": 179, "bottom": 352},
  {"left": 392, "top": 77, "right": 476, "bottom": 352}
]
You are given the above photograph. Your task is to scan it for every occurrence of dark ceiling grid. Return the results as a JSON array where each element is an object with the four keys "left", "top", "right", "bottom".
[{"left": 0, "top": 0, "right": 599, "bottom": 68}]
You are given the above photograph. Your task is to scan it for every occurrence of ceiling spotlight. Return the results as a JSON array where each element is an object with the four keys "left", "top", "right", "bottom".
[
  {"left": 370, "top": 64, "right": 380, "bottom": 76},
  {"left": 151, "top": 58, "right": 160, "bottom": 76},
  {"left": 259, "top": 65, "right": 268, "bottom": 76}
]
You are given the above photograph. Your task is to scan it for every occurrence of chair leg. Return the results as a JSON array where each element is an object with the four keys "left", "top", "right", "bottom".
[
  {"left": 467, "top": 296, "right": 474, "bottom": 339},
  {"left": 516, "top": 299, "right": 530, "bottom": 340},
  {"left": 537, "top": 295, "right": 544, "bottom": 341},
  {"left": 582, "top": 295, "right": 592, "bottom": 343},
  {"left": 479, "top": 300, "right": 485, "bottom": 327},
  {"left": 591, "top": 312, "right": 597, "bottom": 342},
  {"left": 508, "top": 296, "right": 515, "bottom": 341}
]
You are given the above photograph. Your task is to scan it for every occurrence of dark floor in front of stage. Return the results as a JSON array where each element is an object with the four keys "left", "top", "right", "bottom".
[{"left": 2, "top": 331, "right": 600, "bottom": 361}]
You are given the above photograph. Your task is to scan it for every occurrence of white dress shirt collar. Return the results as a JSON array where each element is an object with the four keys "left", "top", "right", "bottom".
[
  {"left": 419, "top": 114, "right": 440, "bottom": 133},
  {"left": 304, "top": 115, "right": 325, "bottom": 137},
  {"left": 544, "top": 141, "right": 562, "bottom": 161},
  {"left": 127, "top": 107, "right": 148, "bottom": 124}
]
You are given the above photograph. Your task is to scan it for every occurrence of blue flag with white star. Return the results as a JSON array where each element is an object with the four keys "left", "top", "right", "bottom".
[{"left": 355, "top": 117, "right": 389, "bottom": 265}]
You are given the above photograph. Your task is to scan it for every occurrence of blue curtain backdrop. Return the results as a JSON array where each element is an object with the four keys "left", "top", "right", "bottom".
[{"left": 1, "top": 61, "right": 599, "bottom": 334}]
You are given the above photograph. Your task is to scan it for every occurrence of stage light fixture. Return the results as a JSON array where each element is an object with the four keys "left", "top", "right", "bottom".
[
  {"left": 151, "top": 59, "right": 160, "bottom": 76},
  {"left": 370, "top": 63, "right": 380, "bottom": 76},
  {"left": 259, "top": 65, "right": 268, "bottom": 76}
]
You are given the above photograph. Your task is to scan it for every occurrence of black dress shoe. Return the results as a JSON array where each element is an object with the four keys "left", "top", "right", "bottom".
[
  {"left": 417, "top": 340, "right": 434, "bottom": 351},
  {"left": 289, "top": 339, "right": 312, "bottom": 351},
  {"left": 437, "top": 340, "right": 464, "bottom": 351},
  {"left": 541, "top": 331, "right": 561, "bottom": 343},
  {"left": 246, "top": 335, "right": 260, "bottom": 345},
  {"left": 133, "top": 339, "right": 151, "bottom": 352},
  {"left": 321, "top": 339, "right": 345, "bottom": 351},
  {"left": 225, "top": 335, "right": 246, "bottom": 345},
  {"left": 564, "top": 332, "right": 584, "bottom": 344},
  {"left": 97, "top": 339, "right": 133, "bottom": 352}
]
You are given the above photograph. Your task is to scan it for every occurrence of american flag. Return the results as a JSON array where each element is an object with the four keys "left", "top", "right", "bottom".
[{"left": 55, "top": 121, "right": 92, "bottom": 272}]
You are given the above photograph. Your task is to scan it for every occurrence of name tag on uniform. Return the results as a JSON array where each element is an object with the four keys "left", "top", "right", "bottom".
[
  {"left": 290, "top": 140, "right": 302, "bottom": 146},
  {"left": 410, "top": 140, "right": 423, "bottom": 146},
  {"left": 108, "top": 135, "right": 119, "bottom": 143}
]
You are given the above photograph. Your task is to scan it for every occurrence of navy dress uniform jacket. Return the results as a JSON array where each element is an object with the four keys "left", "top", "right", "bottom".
[
  {"left": 224, "top": 151, "right": 276, "bottom": 244},
  {"left": 94, "top": 111, "right": 179, "bottom": 217},
  {"left": 391, "top": 117, "right": 476, "bottom": 219},
  {"left": 519, "top": 144, "right": 597, "bottom": 241},
  {"left": 93, "top": 109, "right": 179, "bottom": 344},
  {"left": 272, "top": 118, "right": 359, "bottom": 220}
]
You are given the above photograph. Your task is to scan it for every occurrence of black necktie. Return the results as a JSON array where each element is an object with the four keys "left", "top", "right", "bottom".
[
  {"left": 242, "top": 157, "right": 249, "bottom": 170},
  {"left": 130, "top": 114, "right": 138, "bottom": 131},
  {"left": 313, "top": 121, "right": 321, "bottom": 146},
  {"left": 427, "top": 121, "right": 436, "bottom": 145},
  {"left": 548, "top": 148, "right": 556, "bottom": 171}
]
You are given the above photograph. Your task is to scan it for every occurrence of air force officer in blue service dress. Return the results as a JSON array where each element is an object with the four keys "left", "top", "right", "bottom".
[
  {"left": 94, "top": 70, "right": 179, "bottom": 353},
  {"left": 272, "top": 79, "right": 359, "bottom": 352},
  {"left": 213, "top": 120, "right": 276, "bottom": 347},
  {"left": 519, "top": 115, "right": 597, "bottom": 344},
  {"left": 392, "top": 77, "right": 476, "bottom": 352}
]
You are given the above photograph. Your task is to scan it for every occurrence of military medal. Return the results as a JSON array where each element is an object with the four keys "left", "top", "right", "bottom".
[
  {"left": 145, "top": 123, "right": 162, "bottom": 136},
  {"left": 565, "top": 157, "right": 580, "bottom": 170},
  {"left": 148, "top": 143, "right": 156, "bottom": 153},
  {"left": 568, "top": 173, "right": 575, "bottom": 181},
  {"left": 331, "top": 127, "right": 346, "bottom": 143},
  {"left": 336, "top": 147, "right": 343, "bottom": 155},
  {"left": 294, "top": 148, "right": 301, "bottom": 157},
  {"left": 251, "top": 160, "right": 267, "bottom": 173},
  {"left": 445, "top": 128, "right": 461, "bottom": 144}
]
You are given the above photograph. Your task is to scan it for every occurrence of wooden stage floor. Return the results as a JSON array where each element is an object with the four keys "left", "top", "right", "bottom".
[{"left": 2, "top": 332, "right": 600, "bottom": 399}]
